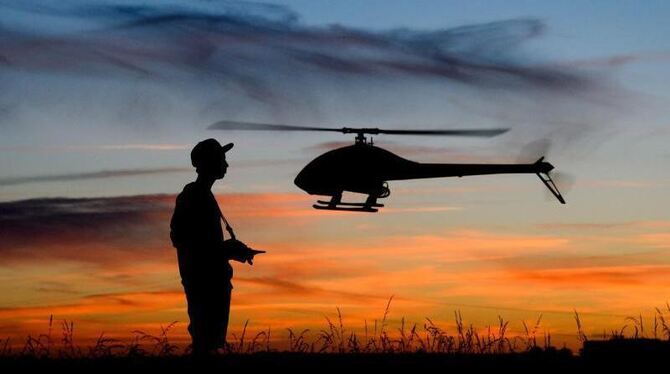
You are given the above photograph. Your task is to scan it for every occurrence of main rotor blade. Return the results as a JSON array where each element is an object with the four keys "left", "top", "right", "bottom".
[
  {"left": 208, "top": 120, "right": 342, "bottom": 133},
  {"left": 208, "top": 120, "right": 509, "bottom": 137},
  {"left": 378, "top": 128, "right": 509, "bottom": 137}
]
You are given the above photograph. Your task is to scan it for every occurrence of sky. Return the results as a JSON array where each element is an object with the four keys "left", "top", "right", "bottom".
[{"left": 1, "top": 0, "right": 670, "bottom": 349}]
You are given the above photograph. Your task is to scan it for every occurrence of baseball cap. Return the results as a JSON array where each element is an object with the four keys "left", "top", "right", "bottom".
[{"left": 190, "top": 138, "right": 234, "bottom": 169}]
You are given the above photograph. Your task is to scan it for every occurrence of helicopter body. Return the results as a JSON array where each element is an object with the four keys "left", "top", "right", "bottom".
[
  {"left": 209, "top": 120, "right": 566, "bottom": 212},
  {"left": 294, "top": 141, "right": 561, "bottom": 212}
]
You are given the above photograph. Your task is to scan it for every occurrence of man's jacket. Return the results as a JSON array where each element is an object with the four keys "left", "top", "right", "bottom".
[{"left": 170, "top": 181, "right": 233, "bottom": 284}]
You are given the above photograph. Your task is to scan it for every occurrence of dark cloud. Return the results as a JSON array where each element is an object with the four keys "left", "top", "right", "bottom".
[
  {"left": 0, "top": 191, "right": 312, "bottom": 266},
  {"left": 0, "top": 0, "right": 628, "bottom": 155},
  {"left": 566, "top": 51, "right": 670, "bottom": 68},
  {"left": 236, "top": 275, "right": 393, "bottom": 303},
  {"left": 0, "top": 167, "right": 189, "bottom": 186},
  {"left": 0, "top": 159, "right": 302, "bottom": 186},
  {"left": 0, "top": 194, "right": 175, "bottom": 264},
  {"left": 0, "top": 1, "right": 589, "bottom": 101},
  {"left": 35, "top": 281, "right": 80, "bottom": 295}
]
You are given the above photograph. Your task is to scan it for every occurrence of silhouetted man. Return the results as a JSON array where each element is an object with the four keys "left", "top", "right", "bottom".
[{"left": 170, "top": 138, "right": 263, "bottom": 357}]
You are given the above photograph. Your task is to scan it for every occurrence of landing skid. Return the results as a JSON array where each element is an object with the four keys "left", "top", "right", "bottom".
[
  {"left": 316, "top": 200, "right": 384, "bottom": 208},
  {"left": 313, "top": 204, "right": 378, "bottom": 213},
  {"left": 313, "top": 193, "right": 384, "bottom": 212}
]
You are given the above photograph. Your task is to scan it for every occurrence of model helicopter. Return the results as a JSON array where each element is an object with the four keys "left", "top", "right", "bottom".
[{"left": 209, "top": 120, "right": 566, "bottom": 212}]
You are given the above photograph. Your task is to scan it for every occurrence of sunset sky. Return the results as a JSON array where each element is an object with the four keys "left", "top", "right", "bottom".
[{"left": 1, "top": 0, "right": 670, "bottom": 349}]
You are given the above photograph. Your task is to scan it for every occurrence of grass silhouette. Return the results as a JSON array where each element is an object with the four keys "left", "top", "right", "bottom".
[
  {"left": 3, "top": 298, "right": 670, "bottom": 359},
  {"left": 1, "top": 298, "right": 670, "bottom": 372}
]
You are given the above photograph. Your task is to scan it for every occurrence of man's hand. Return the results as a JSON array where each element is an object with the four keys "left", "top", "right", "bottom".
[
  {"left": 223, "top": 239, "right": 266, "bottom": 265},
  {"left": 244, "top": 248, "right": 266, "bottom": 265}
]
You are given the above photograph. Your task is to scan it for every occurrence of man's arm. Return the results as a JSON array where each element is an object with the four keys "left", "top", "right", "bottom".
[{"left": 170, "top": 193, "right": 189, "bottom": 248}]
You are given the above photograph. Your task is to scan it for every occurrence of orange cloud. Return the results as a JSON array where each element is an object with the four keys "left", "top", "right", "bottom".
[
  {"left": 637, "top": 233, "right": 670, "bottom": 248},
  {"left": 3, "top": 193, "right": 670, "bottom": 348},
  {"left": 0, "top": 291, "right": 184, "bottom": 321},
  {"left": 510, "top": 265, "right": 670, "bottom": 286}
]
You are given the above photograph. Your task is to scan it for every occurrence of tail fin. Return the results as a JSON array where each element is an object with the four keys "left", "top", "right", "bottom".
[{"left": 536, "top": 166, "right": 566, "bottom": 204}]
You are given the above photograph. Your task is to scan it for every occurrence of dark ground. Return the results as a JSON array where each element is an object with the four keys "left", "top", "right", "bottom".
[{"left": 1, "top": 344, "right": 668, "bottom": 374}]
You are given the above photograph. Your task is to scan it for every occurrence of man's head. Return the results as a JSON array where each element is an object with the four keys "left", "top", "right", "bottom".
[{"left": 190, "top": 138, "right": 233, "bottom": 179}]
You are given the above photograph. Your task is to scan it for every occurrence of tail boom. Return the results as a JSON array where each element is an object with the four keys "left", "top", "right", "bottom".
[
  {"left": 387, "top": 157, "right": 566, "bottom": 204},
  {"left": 389, "top": 158, "right": 554, "bottom": 180}
]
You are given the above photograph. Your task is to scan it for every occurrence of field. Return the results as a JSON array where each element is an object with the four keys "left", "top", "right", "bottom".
[{"left": 2, "top": 301, "right": 669, "bottom": 372}]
